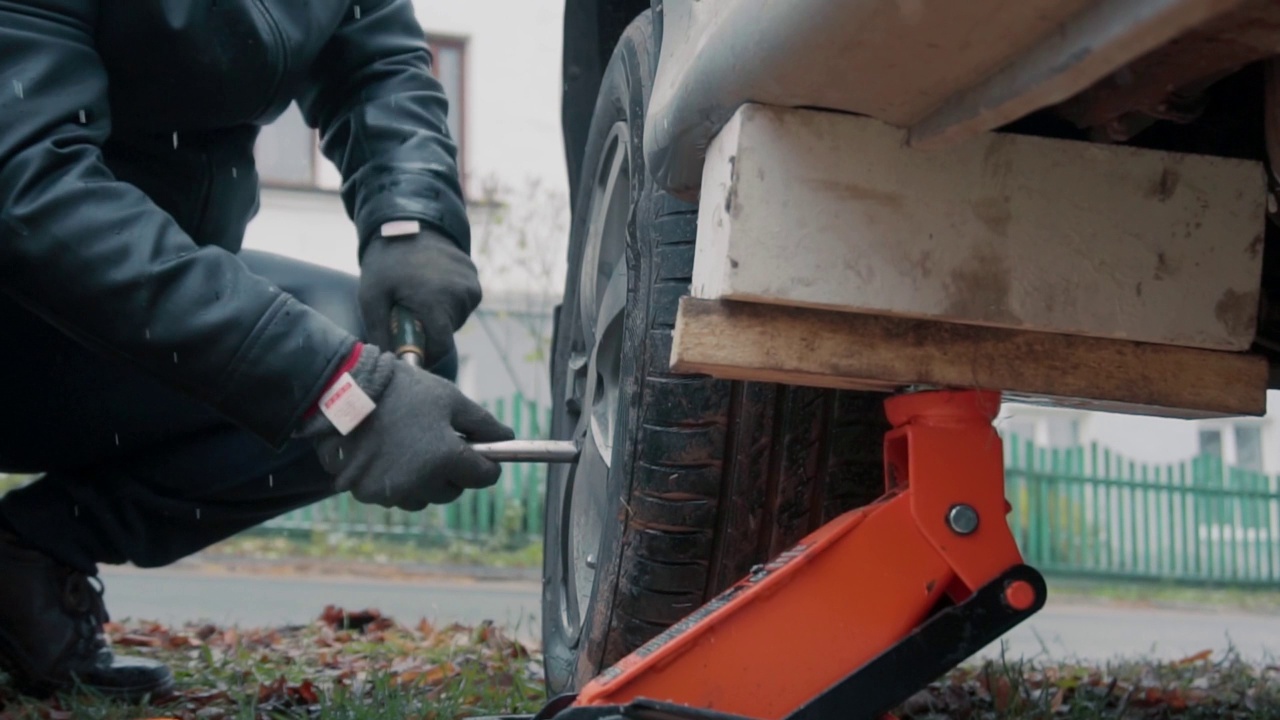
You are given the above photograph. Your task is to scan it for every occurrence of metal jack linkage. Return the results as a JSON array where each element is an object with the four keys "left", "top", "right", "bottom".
[{"left": 503, "top": 389, "right": 1046, "bottom": 720}]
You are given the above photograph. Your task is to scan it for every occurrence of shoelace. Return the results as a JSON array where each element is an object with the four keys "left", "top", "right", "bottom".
[{"left": 62, "top": 572, "right": 109, "bottom": 657}]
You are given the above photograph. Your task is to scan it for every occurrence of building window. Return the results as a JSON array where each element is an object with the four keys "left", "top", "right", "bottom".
[
  {"left": 1234, "top": 424, "right": 1263, "bottom": 471},
  {"left": 254, "top": 103, "right": 315, "bottom": 187},
  {"left": 254, "top": 33, "right": 468, "bottom": 192},
  {"left": 1198, "top": 429, "right": 1222, "bottom": 458}
]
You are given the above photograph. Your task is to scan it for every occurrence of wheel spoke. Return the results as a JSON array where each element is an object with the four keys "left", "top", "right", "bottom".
[
  {"left": 567, "top": 434, "right": 610, "bottom": 625},
  {"left": 586, "top": 261, "right": 628, "bottom": 463},
  {"left": 578, "top": 124, "right": 629, "bottom": 348},
  {"left": 596, "top": 259, "right": 629, "bottom": 340}
]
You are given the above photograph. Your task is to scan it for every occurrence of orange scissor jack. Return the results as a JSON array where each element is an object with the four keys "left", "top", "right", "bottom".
[{"left": 511, "top": 389, "right": 1047, "bottom": 720}]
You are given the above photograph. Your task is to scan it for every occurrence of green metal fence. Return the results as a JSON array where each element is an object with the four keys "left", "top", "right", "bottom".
[
  {"left": 1004, "top": 436, "right": 1280, "bottom": 586},
  {"left": 261, "top": 394, "right": 552, "bottom": 546},
  {"left": 258, "top": 414, "right": 1280, "bottom": 585}
]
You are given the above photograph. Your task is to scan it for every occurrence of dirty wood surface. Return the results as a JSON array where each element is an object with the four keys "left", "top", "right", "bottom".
[{"left": 670, "top": 298, "right": 1268, "bottom": 419}]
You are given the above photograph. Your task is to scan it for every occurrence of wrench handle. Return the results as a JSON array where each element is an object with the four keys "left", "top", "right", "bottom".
[
  {"left": 390, "top": 306, "right": 581, "bottom": 465},
  {"left": 391, "top": 305, "right": 426, "bottom": 367},
  {"left": 471, "top": 439, "right": 581, "bottom": 463}
]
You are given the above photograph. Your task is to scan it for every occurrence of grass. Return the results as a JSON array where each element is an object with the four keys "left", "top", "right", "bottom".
[
  {"left": 201, "top": 534, "right": 543, "bottom": 572},
  {"left": 1, "top": 609, "right": 1278, "bottom": 719},
  {"left": 0, "top": 609, "right": 545, "bottom": 720},
  {"left": 901, "top": 645, "right": 1280, "bottom": 719}
]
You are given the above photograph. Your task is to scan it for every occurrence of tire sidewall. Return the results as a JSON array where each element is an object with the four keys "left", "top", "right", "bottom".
[{"left": 543, "top": 9, "right": 659, "bottom": 694}]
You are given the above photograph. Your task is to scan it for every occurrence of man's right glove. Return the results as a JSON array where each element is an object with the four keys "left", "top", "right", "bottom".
[{"left": 296, "top": 344, "right": 515, "bottom": 510}]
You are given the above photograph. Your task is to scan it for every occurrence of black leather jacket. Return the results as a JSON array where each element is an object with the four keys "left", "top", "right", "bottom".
[{"left": 0, "top": 0, "right": 468, "bottom": 447}]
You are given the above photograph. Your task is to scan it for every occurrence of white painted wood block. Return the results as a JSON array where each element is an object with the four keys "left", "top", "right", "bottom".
[{"left": 693, "top": 103, "right": 1267, "bottom": 351}]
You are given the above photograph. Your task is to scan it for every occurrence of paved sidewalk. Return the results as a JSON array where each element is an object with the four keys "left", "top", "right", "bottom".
[{"left": 100, "top": 565, "right": 1280, "bottom": 662}]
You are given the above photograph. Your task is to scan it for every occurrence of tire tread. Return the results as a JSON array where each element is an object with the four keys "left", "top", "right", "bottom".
[
  {"left": 608, "top": 185, "right": 888, "bottom": 667},
  {"left": 549, "top": 11, "right": 888, "bottom": 687}
]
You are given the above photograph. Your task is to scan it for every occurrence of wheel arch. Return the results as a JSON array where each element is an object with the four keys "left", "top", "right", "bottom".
[{"left": 561, "top": 0, "right": 658, "bottom": 209}]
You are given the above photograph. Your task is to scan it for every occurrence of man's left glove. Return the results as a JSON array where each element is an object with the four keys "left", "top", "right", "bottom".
[
  {"left": 296, "top": 343, "right": 515, "bottom": 510},
  {"left": 359, "top": 226, "right": 481, "bottom": 367}
]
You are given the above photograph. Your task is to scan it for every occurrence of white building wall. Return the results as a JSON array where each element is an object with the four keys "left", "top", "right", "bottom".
[
  {"left": 241, "top": 0, "right": 570, "bottom": 408},
  {"left": 245, "top": 0, "right": 570, "bottom": 273},
  {"left": 408, "top": 0, "right": 569, "bottom": 201},
  {"left": 998, "top": 393, "right": 1280, "bottom": 472}
]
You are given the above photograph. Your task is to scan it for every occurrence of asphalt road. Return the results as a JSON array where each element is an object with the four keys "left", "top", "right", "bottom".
[
  {"left": 99, "top": 566, "right": 542, "bottom": 642},
  {"left": 99, "top": 566, "right": 1280, "bottom": 663}
]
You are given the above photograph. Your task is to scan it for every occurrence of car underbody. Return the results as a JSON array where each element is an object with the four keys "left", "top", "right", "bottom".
[{"left": 563, "top": 0, "right": 1280, "bottom": 373}]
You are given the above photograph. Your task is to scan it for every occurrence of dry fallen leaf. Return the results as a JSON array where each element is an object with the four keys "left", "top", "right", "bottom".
[
  {"left": 116, "top": 633, "right": 163, "bottom": 648},
  {"left": 321, "top": 604, "right": 388, "bottom": 632},
  {"left": 1177, "top": 649, "right": 1214, "bottom": 666},
  {"left": 295, "top": 679, "right": 319, "bottom": 704}
]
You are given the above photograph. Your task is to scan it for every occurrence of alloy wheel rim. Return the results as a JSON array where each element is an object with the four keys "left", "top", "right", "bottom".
[{"left": 556, "top": 122, "right": 631, "bottom": 643}]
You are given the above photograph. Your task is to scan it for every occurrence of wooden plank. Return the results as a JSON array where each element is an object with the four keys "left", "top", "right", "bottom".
[
  {"left": 671, "top": 298, "right": 1268, "bottom": 419},
  {"left": 694, "top": 103, "right": 1266, "bottom": 351},
  {"left": 908, "top": 0, "right": 1248, "bottom": 149}
]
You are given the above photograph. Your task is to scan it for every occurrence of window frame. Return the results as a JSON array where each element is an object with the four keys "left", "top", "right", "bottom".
[
  {"left": 427, "top": 33, "right": 469, "bottom": 191},
  {"left": 1198, "top": 428, "right": 1223, "bottom": 458},
  {"left": 1232, "top": 422, "right": 1264, "bottom": 472},
  {"left": 255, "top": 32, "right": 470, "bottom": 196}
]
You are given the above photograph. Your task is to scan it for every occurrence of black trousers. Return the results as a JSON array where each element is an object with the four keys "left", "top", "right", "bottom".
[{"left": 0, "top": 250, "right": 456, "bottom": 573}]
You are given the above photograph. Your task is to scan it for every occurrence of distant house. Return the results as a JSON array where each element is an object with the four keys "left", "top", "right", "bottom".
[{"left": 241, "top": 0, "right": 566, "bottom": 412}]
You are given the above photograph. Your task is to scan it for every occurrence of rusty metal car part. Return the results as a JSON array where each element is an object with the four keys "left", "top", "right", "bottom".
[{"left": 1052, "top": 0, "right": 1280, "bottom": 142}]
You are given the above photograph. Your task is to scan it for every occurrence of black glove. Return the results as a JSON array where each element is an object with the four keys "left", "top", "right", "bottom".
[
  {"left": 359, "top": 227, "right": 481, "bottom": 368},
  {"left": 296, "top": 345, "right": 515, "bottom": 510}
]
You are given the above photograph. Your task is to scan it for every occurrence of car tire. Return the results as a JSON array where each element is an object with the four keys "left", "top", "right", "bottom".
[{"left": 542, "top": 9, "right": 890, "bottom": 694}]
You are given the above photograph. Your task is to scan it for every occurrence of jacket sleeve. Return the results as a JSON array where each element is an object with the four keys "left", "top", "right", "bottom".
[
  {"left": 296, "top": 0, "right": 471, "bottom": 259},
  {"left": 0, "top": 1, "right": 357, "bottom": 448}
]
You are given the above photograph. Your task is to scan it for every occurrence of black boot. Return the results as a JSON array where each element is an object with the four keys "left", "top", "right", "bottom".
[{"left": 0, "top": 533, "right": 174, "bottom": 700}]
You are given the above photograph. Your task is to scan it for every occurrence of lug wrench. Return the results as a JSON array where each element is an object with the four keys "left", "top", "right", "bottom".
[{"left": 391, "top": 306, "right": 580, "bottom": 464}]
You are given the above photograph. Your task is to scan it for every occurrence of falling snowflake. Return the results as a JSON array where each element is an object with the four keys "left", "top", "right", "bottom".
[
  {"left": 232, "top": 167, "right": 238, "bottom": 178},
  {"left": 196, "top": 508, "right": 201, "bottom": 520},
  {"left": 78, "top": 109, "right": 86, "bottom": 124},
  {"left": 354, "top": 4, "right": 361, "bottom": 19},
  {"left": 74, "top": 505, "right": 79, "bottom": 518},
  {"left": 12, "top": 80, "right": 22, "bottom": 99},
  {"left": 114, "top": 433, "right": 119, "bottom": 446},
  {"left": 269, "top": 474, "right": 274, "bottom": 488},
  {"left": 172, "top": 132, "right": 179, "bottom": 149},
  {"left": 173, "top": 352, "right": 179, "bottom": 364}
]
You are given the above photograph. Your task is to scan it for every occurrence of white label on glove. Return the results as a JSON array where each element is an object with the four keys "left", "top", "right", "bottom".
[
  {"left": 380, "top": 220, "right": 421, "bottom": 237},
  {"left": 319, "top": 372, "right": 377, "bottom": 436}
]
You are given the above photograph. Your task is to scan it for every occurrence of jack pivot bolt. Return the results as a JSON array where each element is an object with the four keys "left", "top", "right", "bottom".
[{"left": 947, "top": 504, "right": 980, "bottom": 536}]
